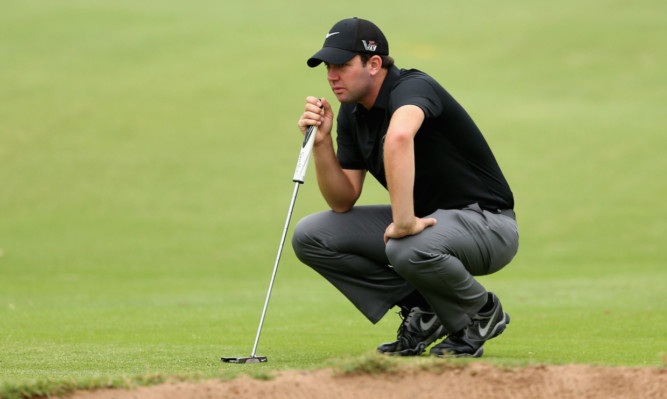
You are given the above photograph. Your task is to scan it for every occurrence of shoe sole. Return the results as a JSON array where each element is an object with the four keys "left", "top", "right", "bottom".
[
  {"left": 376, "top": 344, "right": 426, "bottom": 357},
  {"left": 393, "top": 343, "right": 427, "bottom": 356},
  {"left": 434, "top": 346, "right": 484, "bottom": 358},
  {"left": 378, "top": 326, "right": 446, "bottom": 357},
  {"left": 430, "top": 313, "right": 510, "bottom": 358}
]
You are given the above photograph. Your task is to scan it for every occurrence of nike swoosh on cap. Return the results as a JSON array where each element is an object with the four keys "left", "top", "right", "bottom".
[{"left": 325, "top": 32, "right": 340, "bottom": 39}]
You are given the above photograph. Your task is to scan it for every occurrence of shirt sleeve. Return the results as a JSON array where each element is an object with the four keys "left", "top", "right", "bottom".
[{"left": 389, "top": 73, "right": 444, "bottom": 119}]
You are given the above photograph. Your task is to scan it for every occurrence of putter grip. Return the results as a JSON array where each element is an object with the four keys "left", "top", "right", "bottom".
[{"left": 292, "top": 124, "right": 318, "bottom": 183}]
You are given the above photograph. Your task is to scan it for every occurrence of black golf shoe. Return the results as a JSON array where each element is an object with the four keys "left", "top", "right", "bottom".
[
  {"left": 430, "top": 292, "right": 510, "bottom": 358},
  {"left": 377, "top": 307, "right": 445, "bottom": 356}
]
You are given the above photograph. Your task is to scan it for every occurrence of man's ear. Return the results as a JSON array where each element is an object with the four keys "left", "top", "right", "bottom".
[{"left": 368, "top": 55, "right": 383, "bottom": 76}]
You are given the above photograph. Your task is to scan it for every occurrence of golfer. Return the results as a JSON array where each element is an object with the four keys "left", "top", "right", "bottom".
[{"left": 292, "top": 17, "right": 519, "bottom": 357}]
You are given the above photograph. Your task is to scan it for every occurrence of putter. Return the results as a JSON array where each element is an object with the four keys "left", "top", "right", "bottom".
[{"left": 222, "top": 121, "right": 319, "bottom": 364}]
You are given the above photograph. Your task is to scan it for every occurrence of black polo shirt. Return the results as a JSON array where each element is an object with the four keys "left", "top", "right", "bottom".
[{"left": 336, "top": 66, "right": 514, "bottom": 217}]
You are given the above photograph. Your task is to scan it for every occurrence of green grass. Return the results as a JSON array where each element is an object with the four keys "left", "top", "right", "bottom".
[{"left": 1, "top": 0, "right": 665, "bottom": 397}]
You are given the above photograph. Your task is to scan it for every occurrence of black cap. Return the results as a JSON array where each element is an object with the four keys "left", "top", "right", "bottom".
[{"left": 307, "top": 18, "right": 389, "bottom": 68}]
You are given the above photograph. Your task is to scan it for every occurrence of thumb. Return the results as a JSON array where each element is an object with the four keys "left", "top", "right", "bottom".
[
  {"left": 425, "top": 217, "right": 437, "bottom": 227},
  {"left": 320, "top": 97, "right": 334, "bottom": 116}
]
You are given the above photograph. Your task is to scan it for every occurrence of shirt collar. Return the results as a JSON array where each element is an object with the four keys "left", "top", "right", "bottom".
[{"left": 353, "top": 65, "right": 400, "bottom": 114}]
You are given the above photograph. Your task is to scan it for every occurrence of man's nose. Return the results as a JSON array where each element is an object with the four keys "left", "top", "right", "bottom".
[{"left": 327, "top": 68, "right": 338, "bottom": 81}]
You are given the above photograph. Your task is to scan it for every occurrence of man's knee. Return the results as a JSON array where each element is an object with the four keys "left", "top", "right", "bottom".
[
  {"left": 292, "top": 212, "right": 335, "bottom": 265},
  {"left": 386, "top": 239, "right": 432, "bottom": 277},
  {"left": 291, "top": 215, "right": 315, "bottom": 261}
]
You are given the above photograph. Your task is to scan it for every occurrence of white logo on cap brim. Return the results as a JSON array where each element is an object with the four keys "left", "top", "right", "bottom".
[{"left": 326, "top": 32, "right": 340, "bottom": 39}]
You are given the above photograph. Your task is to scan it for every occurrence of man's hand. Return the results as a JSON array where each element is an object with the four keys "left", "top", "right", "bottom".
[
  {"left": 298, "top": 97, "right": 334, "bottom": 146},
  {"left": 384, "top": 217, "right": 437, "bottom": 244},
  {"left": 296, "top": 96, "right": 363, "bottom": 213}
]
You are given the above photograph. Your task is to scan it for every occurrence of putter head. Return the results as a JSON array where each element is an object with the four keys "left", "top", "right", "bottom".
[{"left": 221, "top": 356, "right": 268, "bottom": 364}]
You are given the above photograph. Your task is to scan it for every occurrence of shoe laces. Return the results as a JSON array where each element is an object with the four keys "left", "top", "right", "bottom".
[
  {"left": 395, "top": 307, "right": 422, "bottom": 341},
  {"left": 395, "top": 307, "right": 413, "bottom": 334}
]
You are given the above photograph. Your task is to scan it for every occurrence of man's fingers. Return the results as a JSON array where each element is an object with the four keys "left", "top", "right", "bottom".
[
  {"left": 319, "top": 97, "right": 331, "bottom": 111},
  {"left": 299, "top": 113, "right": 322, "bottom": 129},
  {"left": 383, "top": 222, "right": 394, "bottom": 244},
  {"left": 305, "top": 102, "right": 324, "bottom": 114},
  {"left": 299, "top": 96, "right": 332, "bottom": 138},
  {"left": 384, "top": 218, "right": 437, "bottom": 245},
  {"left": 301, "top": 99, "right": 326, "bottom": 128}
]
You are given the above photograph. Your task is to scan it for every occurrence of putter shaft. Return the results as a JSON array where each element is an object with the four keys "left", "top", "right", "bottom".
[
  {"left": 249, "top": 181, "right": 301, "bottom": 358},
  {"left": 223, "top": 123, "right": 318, "bottom": 364}
]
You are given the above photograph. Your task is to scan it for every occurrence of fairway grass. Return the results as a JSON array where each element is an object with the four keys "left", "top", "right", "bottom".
[{"left": 1, "top": 0, "right": 665, "bottom": 396}]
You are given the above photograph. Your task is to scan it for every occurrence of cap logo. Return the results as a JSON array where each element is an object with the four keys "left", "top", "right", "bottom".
[
  {"left": 362, "top": 40, "right": 377, "bottom": 51},
  {"left": 325, "top": 32, "right": 340, "bottom": 39}
]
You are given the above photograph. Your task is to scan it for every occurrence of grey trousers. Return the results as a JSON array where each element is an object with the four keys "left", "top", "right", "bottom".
[{"left": 291, "top": 203, "right": 519, "bottom": 333}]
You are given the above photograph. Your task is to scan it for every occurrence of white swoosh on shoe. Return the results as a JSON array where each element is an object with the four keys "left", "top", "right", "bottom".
[
  {"left": 420, "top": 315, "right": 437, "bottom": 331},
  {"left": 478, "top": 306, "right": 502, "bottom": 338}
]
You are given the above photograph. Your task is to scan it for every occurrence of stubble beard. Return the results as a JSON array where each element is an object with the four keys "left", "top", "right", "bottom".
[{"left": 332, "top": 87, "right": 365, "bottom": 105}]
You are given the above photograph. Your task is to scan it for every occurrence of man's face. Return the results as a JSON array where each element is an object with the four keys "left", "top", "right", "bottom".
[{"left": 326, "top": 55, "right": 372, "bottom": 104}]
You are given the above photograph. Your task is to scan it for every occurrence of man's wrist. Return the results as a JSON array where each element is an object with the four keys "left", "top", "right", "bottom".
[
  {"left": 393, "top": 216, "right": 417, "bottom": 231},
  {"left": 313, "top": 132, "right": 332, "bottom": 148}
]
